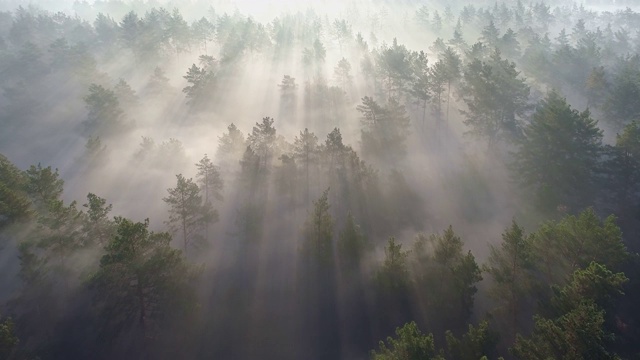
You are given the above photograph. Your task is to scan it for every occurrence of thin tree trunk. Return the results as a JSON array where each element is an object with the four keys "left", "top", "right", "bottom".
[
  {"left": 204, "top": 171, "right": 209, "bottom": 243},
  {"left": 138, "top": 280, "right": 146, "bottom": 329},
  {"left": 422, "top": 98, "right": 427, "bottom": 133},
  {"left": 446, "top": 81, "right": 452, "bottom": 125}
]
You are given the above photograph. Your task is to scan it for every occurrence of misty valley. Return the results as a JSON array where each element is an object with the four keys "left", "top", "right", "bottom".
[{"left": 1, "top": 0, "right": 640, "bottom": 359}]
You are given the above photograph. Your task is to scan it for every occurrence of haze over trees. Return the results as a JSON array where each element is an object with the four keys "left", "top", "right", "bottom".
[{"left": 1, "top": 0, "right": 640, "bottom": 359}]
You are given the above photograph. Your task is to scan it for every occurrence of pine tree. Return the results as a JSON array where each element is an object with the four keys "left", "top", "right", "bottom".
[
  {"left": 371, "top": 322, "right": 442, "bottom": 360},
  {"left": 92, "top": 217, "right": 197, "bottom": 342},
  {"left": 460, "top": 50, "right": 530, "bottom": 147},
  {"left": 163, "top": 174, "right": 210, "bottom": 254},
  {"left": 24, "top": 163, "right": 64, "bottom": 211},
  {"left": 303, "top": 188, "right": 334, "bottom": 266},
  {"left": 195, "top": 154, "right": 223, "bottom": 243},
  {"left": 512, "top": 91, "right": 602, "bottom": 211},
  {"left": 512, "top": 263, "right": 627, "bottom": 360},
  {"left": 216, "top": 123, "right": 246, "bottom": 173},
  {"left": 484, "top": 221, "right": 536, "bottom": 337},
  {"left": 337, "top": 213, "right": 368, "bottom": 274},
  {"left": 0, "top": 154, "right": 30, "bottom": 228},
  {"left": 293, "top": 128, "right": 319, "bottom": 207},
  {"left": 83, "top": 84, "right": 127, "bottom": 136}
]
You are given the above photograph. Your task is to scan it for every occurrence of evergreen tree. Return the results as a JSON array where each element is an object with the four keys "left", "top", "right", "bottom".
[
  {"left": 444, "top": 321, "right": 498, "bottom": 360},
  {"left": 376, "top": 237, "right": 410, "bottom": 293},
  {"left": 532, "top": 209, "right": 628, "bottom": 286},
  {"left": 358, "top": 97, "right": 411, "bottom": 163},
  {"left": 83, "top": 84, "right": 127, "bottom": 136},
  {"left": 412, "top": 226, "right": 482, "bottom": 328},
  {"left": 293, "top": 128, "right": 319, "bottom": 207},
  {"left": 376, "top": 38, "right": 413, "bottom": 99},
  {"left": 145, "top": 67, "right": 173, "bottom": 98},
  {"left": 585, "top": 66, "right": 608, "bottom": 108},
  {"left": 24, "top": 163, "right": 63, "bottom": 211},
  {"left": 82, "top": 193, "right": 115, "bottom": 246},
  {"left": 409, "top": 50, "right": 431, "bottom": 132},
  {"left": 512, "top": 263, "right": 627, "bottom": 360},
  {"left": 182, "top": 63, "right": 214, "bottom": 111},
  {"left": 0, "top": 154, "right": 30, "bottom": 228},
  {"left": 480, "top": 20, "right": 500, "bottom": 49},
  {"left": 247, "top": 117, "right": 277, "bottom": 170},
  {"left": 604, "top": 121, "right": 640, "bottom": 213},
  {"left": 113, "top": 78, "right": 139, "bottom": 110},
  {"left": 163, "top": 174, "right": 210, "bottom": 254},
  {"left": 119, "top": 11, "right": 140, "bottom": 51},
  {"left": 216, "top": 123, "right": 246, "bottom": 173},
  {"left": 371, "top": 321, "right": 442, "bottom": 360},
  {"left": 441, "top": 47, "right": 462, "bottom": 123},
  {"left": 195, "top": 154, "right": 222, "bottom": 243},
  {"left": 337, "top": 213, "right": 368, "bottom": 274},
  {"left": 460, "top": 50, "right": 530, "bottom": 147},
  {"left": 334, "top": 58, "right": 352, "bottom": 91},
  {"left": 192, "top": 17, "right": 215, "bottom": 54},
  {"left": 303, "top": 188, "right": 334, "bottom": 266},
  {"left": 484, "top": 221, "right": 536, "bottom": 337},
  {"left": 0, "top": 315, "right": 18, "bottom": 359},
  {"left": 512, "top": 91, "right": 602, "bottom": 212},
  {"left": 92, "top": 217, "right": 197, "bottom": 345}
]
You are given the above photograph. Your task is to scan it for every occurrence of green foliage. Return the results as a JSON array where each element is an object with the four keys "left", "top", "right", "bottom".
[
  {"left": 603, "top": 56, "right": 640, "bottom": 127},
  {"left": 196, "top": 154, "right": 224, "bottom": 203},
  {"left": 409, "top": 50, "right": 430, "bottom": 129},
  {"left": 145, "top": 67, "right": 173, "bottom": 98},
  {"left": 182, "top": 63, "right": 215, "bottom": 110},
  {"left": 604, "top": 121, "right": 640, "bottom": 211},
  {"left": 0, "top": 316, "right": 18, "bottom": 359},
  {"left": 412, "top": 227, "right": 482, "bottom": 327},
  {"left": 217, "top": 123, "right": 246, "bottom": 172},
  {"left": 358, "top": 96, "right": 411, "bottom": 163},
  {"left": 484, "top": 221, "right": 536, "bottom": 334},
  {"left": 461, "top": 50, "right": 530, "bottom": 146},
  {"left": 82, "top": 193, "right": 115, "bottom": 246},
  {"left": 376, "top": 237, "right": 410, "bottom": 292},
  {"left": 302, "top": 38, "right": 326, "bottom": 73},
  {"left": 113, "top": 78, "right": 138, "bottom": 109},
  {"left": 92, "top": 217, "right": 197, "bottom": 338},
  {"left": 247, "top": 117, "right": 277, "bottom": 168},
  {"left": 500, "top": 28, "right": 521, "bottom": 58},
  {"left": 512, "top": 263, "right": 627, "bottom": 360},
  {"left": 445, "top": 321, "right": 498, "bottom": 360},
  {"left": 24, "top": 163, "right": 63, "bottom": 210},
  {"left": 81, "top": 136, "right": 108, "bottom": 168},
  {"left": 293, "top": 128, "right": 319, "bottom": 205},
  {"left": 585, "top": 66, "right": 608, "bottom": 108},
  {"left": 334, "top": 58, "right": 352, "bottom": 90},
  {"left": 376, "top": 38, "right": 413, "bottom": 99},
  {"left": 337, "top": 212, "right": 368, "bottom": 273},
  {"left": 195, "top": 154, "right": 222, "bottom": 243},
  {"left": 481, "top": 20, "right": 500, "bottom": 49},
  {"left": 0, "top": 154, "right": 30, "bottom": 227},
  {"left": 549, "top": 262, "right": 628, "bottom": 315},
  {"left": 83, "top": 83, "right": 127, "bottom": 136},
  {"left": 163, "top": 174, "right": 210, "bottom": 254},
  {"left": 119, "top": 11, "right": 140, "bottom": 50},
  {"left": 303, "top": 188, "right": 334, "bottom": 265},
  {"left": 371, "top": 321, "right": 442, "bottom": 360},
  {"left": 21, "top": 197, "right": 87, "bottom": 279},
  {"left": 532, "top": 209, "right": 628, "bottom": 285},
  {"left": 512, "top": 302, "right": 616, "bottom": 360},
  {"left": 512, "top": 91, "right": 603, "bottom": 212}
]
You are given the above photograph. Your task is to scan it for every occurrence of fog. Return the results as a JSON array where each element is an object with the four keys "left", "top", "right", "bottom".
[{"left": 1, "top": 0, "right": 640, "bottom": 359}]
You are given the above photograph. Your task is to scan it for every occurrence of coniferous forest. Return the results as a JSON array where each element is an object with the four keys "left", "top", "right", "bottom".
[{"left": 2, "top": 0, "right": 640, "bottom": 359}]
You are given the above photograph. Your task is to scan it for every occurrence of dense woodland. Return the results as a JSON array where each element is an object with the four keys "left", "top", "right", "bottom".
[{"left": 2, "top": 0, "right": 640, "bottom": 359}]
